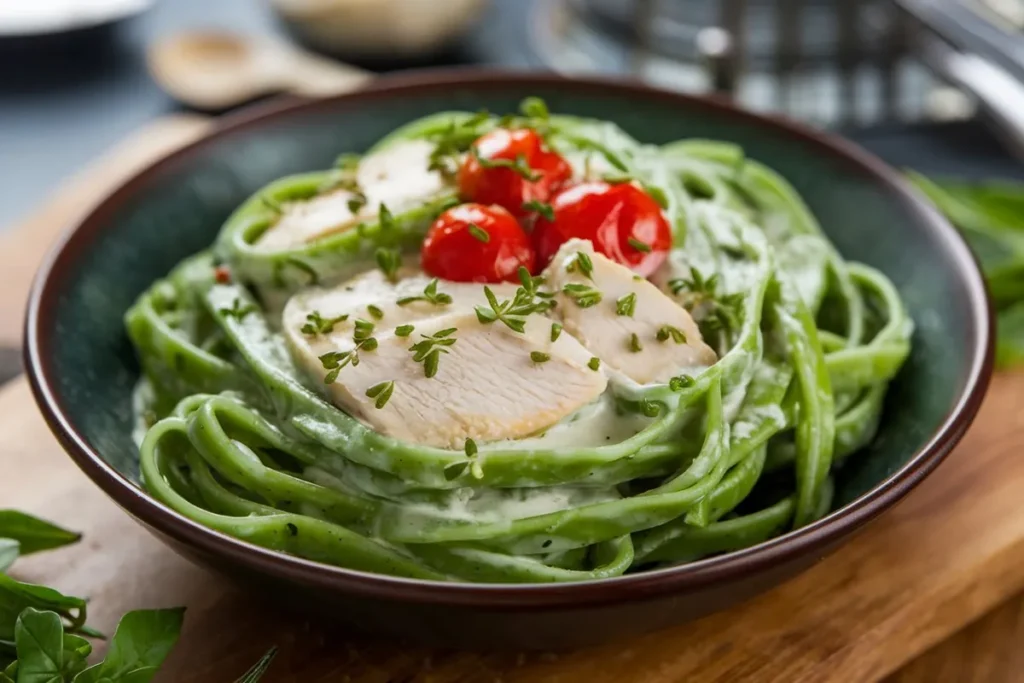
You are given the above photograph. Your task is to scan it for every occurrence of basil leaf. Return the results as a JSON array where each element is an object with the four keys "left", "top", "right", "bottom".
[
  {"left": 73, "top": 608, "right": 184, "bottom": 683},
  {"left": 0, "top": 574, "right": 86, "bottom": 642},
  {"left": 62, "top": 633, "right": 92, "bottom": 680},
  {"left": 0, "top": 512, "right": 80, "bottom": 556},
  {"left": 14, "top": 607, "right": 64, "bottom": 683},
  {"left": 0, "top": 660, "right": 15, "bottom": 683},
  {"left": 0, "top": 541, "right": 17, "bottom": 573},
  {"left": 234, "top": 647, "right": 278, "bottom": 683}
]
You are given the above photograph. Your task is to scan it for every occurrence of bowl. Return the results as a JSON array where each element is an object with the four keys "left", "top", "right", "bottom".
[{"left": 25, "top": 71, "right": 993, "bottom": 650}]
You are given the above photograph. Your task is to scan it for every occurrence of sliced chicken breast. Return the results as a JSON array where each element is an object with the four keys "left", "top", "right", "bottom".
[
  {"left": 283, "top": 271, "right": 608, "bottom": 449},
  {"left": 544, "top": 239, "right": 717, "bottom": 384},
  {"left": 256, "top": 139, "right": 447, "bottom": 250}
]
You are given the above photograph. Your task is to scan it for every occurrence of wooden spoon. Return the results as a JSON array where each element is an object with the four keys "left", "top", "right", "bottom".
[{"left": 147, "top": 31, "right": 372, "bottom": 110}]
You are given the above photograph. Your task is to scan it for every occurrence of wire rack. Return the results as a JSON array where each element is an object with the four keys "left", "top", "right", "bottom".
[{"left": 530, "top": 0, "right": 951, "bottom": 128}]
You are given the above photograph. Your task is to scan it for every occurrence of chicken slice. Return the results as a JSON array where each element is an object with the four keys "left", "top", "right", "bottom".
[
  {"left": 256, "top": 139, "right": 447, "bottom": 250},
  {"left": 543, "top": 239, "right": 717, "bottom": 385},
  {"left": 283, "top": 272, "right": 607, "bottom": 449}
]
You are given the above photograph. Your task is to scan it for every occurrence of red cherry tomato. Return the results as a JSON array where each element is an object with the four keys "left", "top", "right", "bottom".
[
  {"left": 533, "top": 181, "right": 672, "bottom": 277},
  {"left": 422, "top": 203, "right": 536, "bottom": 283},
  {"left": 458, "top": 128, "right": 571, "bottom": 219}
]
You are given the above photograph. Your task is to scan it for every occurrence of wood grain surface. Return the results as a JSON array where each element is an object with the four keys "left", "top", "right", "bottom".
[{"left": 3, "top": 114, "right": 1022, "bottom": 681}]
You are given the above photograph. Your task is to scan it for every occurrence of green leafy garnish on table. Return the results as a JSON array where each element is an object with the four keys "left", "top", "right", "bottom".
[
  {"left": 0, "top": 510, "right": 185, "bottom": 681},
  {"left": 908, "top": 172, "right": 1024, "bottom": 368}
]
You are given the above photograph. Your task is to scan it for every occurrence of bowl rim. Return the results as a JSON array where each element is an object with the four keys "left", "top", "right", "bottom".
[{"left": 24, "top": 69, "right": 994, "bottom": 609}]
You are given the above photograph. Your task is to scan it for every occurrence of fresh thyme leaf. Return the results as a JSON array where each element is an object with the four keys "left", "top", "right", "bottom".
[
  {"left": 272, "top": 257, "right": 320, "bottom": 287},
  {"left": 468, "top": 223, "right": 490, "bottom": 243},
  {"left": 219, "top": 298, "right": 255, "bottom": 321},
  {"left": 562, "top": 283, "right": 602, "bottom": 308},
  {"left": 324, "top": 368, "right": 340, "bottom": 384},
  {"left": 367, "top": 304, "right": 384, "bottom": 320},
  {"left": 603, "top": 172, "right": 634, "bottom": 185},
  {"left": 301, "top": 310, "right": 348, "bottom": 336},
  {"left": 397, "top": 278, "right": 453, "bottom": 307},
  {"left": 475, "top": 275, "right": 555, "bottom": 333},
  {"left": 465, "top": 438, "right": 478, "bottom": 458},
  {"left": 628, "top": 333, "right": 643, "bottom": 352},
  {"left": 520, "top": 96, "right": 550, "bottom": 120},
  {"left": 444, "top": 462, "right": 469, "bottom": 480},
  {"left": 521, "top": 200, "right": 555, "bottom": 221},
  {"left": 657, "top": 325, "right": 687, "bottom": 344},
  {"left": 347, "top": 191, "right": 368, "bottom": 214},
  {"left": 566, "top": 251, "right": 594, "bottom": 280},
  {"left": 409, "top": 329, "right": 458, "bottom": 378},
  {"left": 530, "top": 351, "right": 551, "bottom": 363},
  {"left": 628, "top": 237, "right": 652, "bottom": 253},
  {"left": 616, "top": 292, "right": 637, "bottom": 317},
  {"left": 333, "top": 153, "right": 360, "bottom": 171},
  {"left": 550, "top": 322, "right": 563, "bottom": 342},
  {"left": 353, "top": 319, "right": 375, "bottom": 341},
  {"left": 669, "top": 374, "right": 695, "bottom": 391},
  {"left": 378, "top": 203, "right": 396, "bottom": 232},
  {"left": 365, "top": 381, "right": 395, "bottom": 409},
  {"left": 471, "top": 147, "right": 542, "bottom": 181},
  {"left": 644, "top": 183, "right": 670, "bottom": 209},
  {"left": 587, "top": 357, "right": 601, "bottom": 371},
  {"left": 640, "top": 399, "right": 660, "bottom": 417},
  {"left": 375, "top": 247, "right": 401, "bottom": 283},
  {"left": 395, "top": 324, "right": 414, "bottom": 337}
]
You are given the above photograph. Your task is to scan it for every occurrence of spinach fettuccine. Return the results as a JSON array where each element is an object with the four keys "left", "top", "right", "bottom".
[{"left": 129, "top": 100, "right": 912, "bottom": 583}]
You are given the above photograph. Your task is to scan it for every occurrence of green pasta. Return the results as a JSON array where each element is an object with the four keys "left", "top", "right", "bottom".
[{"left": 128, "top": 99, "right": 912, "bottom": 583}]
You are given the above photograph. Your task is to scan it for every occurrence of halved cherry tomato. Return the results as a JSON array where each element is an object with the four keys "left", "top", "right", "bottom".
[
  {"left": 422, "top": 203, "right": 535, "bottom": 283},
  {"left": 533, "top": 181, "right": 672, "bottom": 277},
  {"left": 458, "top": 128, "right": 571, "bottom": 219}
]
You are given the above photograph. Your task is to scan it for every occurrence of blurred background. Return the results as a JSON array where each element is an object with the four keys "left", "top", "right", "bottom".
[{"left": 3, "top": 0, "right": 1024, "bottom": 230}]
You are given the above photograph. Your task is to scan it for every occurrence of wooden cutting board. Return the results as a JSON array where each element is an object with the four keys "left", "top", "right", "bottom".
[{"left": 4, "top": 115, "right": 1024, "bottom": 682}]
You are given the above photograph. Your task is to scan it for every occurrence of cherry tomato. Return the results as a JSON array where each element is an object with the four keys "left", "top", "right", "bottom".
[
  {"left": 458, "top": 128, "right": 571, "bottom": 219},
  {"left": 533, "top": 181, "right": 672, "bottom": 277},
  {"left": 422, "top": 203, "right": 535, "bottom": 283}
]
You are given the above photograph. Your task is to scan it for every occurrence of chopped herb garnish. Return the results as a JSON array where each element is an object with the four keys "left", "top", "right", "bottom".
[
  {"left": 395, "top": 324, "right": 414, "bottom": 337},
  {"left": 521, "top": 200, "right": 555, "bottom": 221},
  {"left": 550, "top": 322, "right": 563, "bottom": 342},
  {"left": 365, "top": 381, "right": 395, "bottom": 409},
  {"left": 640, "top": 399, "right": 660, "bottom": 417},
  {"left": 378, "top": 203, "right": 397, "bottom": 232},
  {"left": 465, "top": 438, "right": 478, "bottom": 458},
  {"left": 587, "top": 357, "right": 601, "bottom": 371},
  {"left": 468, "top": 223, "right": 490, "bottom": 243},
  {"left": 669, "top": 267, "right": 743, "bottom": 333},
  {"left": 616, "top": 292, "right": 637, "bottom": 317},
  {"left": 669, "top": 375, "right": 695, "bottom": 391},
  {"left": 375, "top": 247, "right": 401, "bottom": 283},
  {"left": 628, "top": 333, "right": 643, "bottom": 353},
  {"left": 319, "top": 321, "right": 378, "bottom": 383},
  {"left": 427, "top": 110, "right": 492, "bottom": 177},
  {"left": 397, "top": 278, "right": 453, "bottom": 307},
  {"left": 219, "top": 298, "right": 255, "bottom": 321},
  {"left": 562, "top": 283, "right": 602, "bottom": 308},
  {"left": 353, "top": 318, "right": 376, "bottom": 342},
  {"left": 471, "top": 147, "right": 542, "bottom": 181},
  {"left": 657, "top": 325, "right": 687, "bottom": 344},
  {"left": 530, "top": 351, "right": 551, "bottom": 364},
  {"left": 409, "top": 328, "right": 458, "bottom": 378},
  {"left": 633, "top": 274, "right": 644, "bottom": 281},
  {"left": 301, "top": 310, "right": 348, "bottom": 336},
  {"left": 367, "top": 304, "right": 384, "bottom": 320},
  {"left": 520, "top": 96, "right": 550, "bottom": 120},
  {"left": 644, "top": 183, "right": 670, "bottom": 209},
  {"left": 443, "top": 461, "right": 469, "bottom": 480},
  {"left": 346, "top": 191, "right": 368, "bottom": 214},
  {"left": 334, "top": 153, "right": 360, "bottom": 171},
  {"left": 475, "top": 268, "right": 556, "bottom": 333},
  {"left": 566, "top": 251, "right": 594, "bottom": 280},
  {"left": 628, "top": 237, "right": 652, "bottom": 253},
  {"left": 272, "top": 257, "right": 319, "bottom": 287}
]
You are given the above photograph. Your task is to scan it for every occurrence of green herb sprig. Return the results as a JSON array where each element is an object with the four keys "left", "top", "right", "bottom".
[
  {"left": 475, "top": 268, "right": 556, "bottom": 332},
  {"left": 301, "top": 310, "right": 349, "bottom": 336},
  {"left": 397, "top": 278, "right": 453, "bottom": 307},
  {"left": 409, "top": 328, "right": 458, "bottom": 378},
  {"left": 562, "top": 283, "right": 602, "bottom": 308}
]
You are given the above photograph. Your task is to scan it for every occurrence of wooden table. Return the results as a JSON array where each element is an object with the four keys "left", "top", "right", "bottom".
[{"left": 3, "top": 116, "right": 1022, "bottom": 682}]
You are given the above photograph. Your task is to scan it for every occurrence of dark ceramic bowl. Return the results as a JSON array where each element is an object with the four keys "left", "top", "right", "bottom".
[{"left": 25, "top": 71, "right": 992, "bottom": 650}]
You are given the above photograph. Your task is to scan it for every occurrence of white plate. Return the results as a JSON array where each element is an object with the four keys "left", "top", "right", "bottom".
[{"left": 0, "top": 0, "right": 152, "bottom": 37}]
